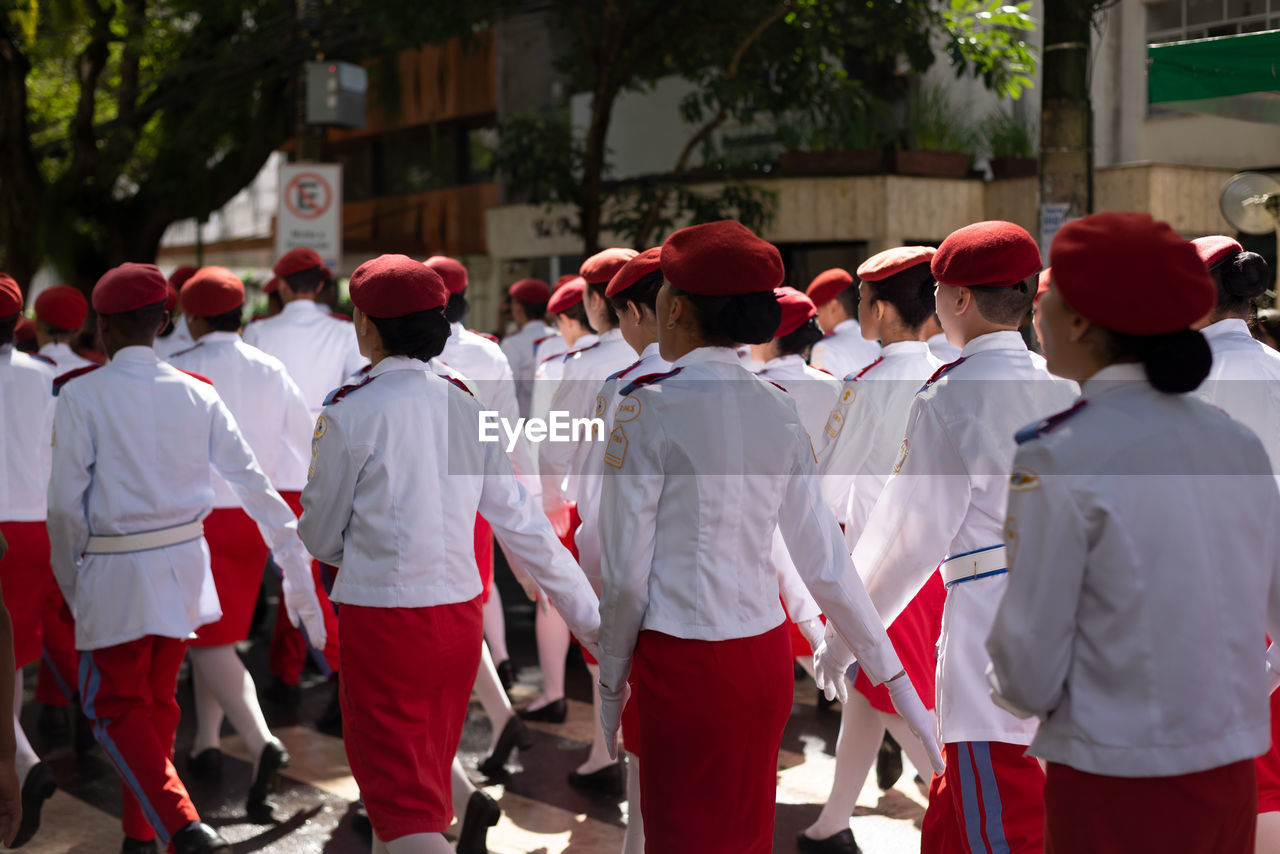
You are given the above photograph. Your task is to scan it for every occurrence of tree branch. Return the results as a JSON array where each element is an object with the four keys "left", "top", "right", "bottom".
[{"left": 65, "top": 0, "right": 114, "bottom": 190}]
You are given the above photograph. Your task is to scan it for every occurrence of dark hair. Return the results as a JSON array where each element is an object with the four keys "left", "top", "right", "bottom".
[
  {"left": 267, "top": 291, "right": 283, "bottom": 312},
  {"left": 835, "top": 286, "right": 859, "bottom": 320},
  {"left": 41, "top": 322, "right": 76, "bottom": 339},
  {"left": 1256, "top": 309, "right": 1280, "bottom": 346},
  {"left": 587, "top": 281, "right": 619, "bottom": 327},
  {"left": 558, "top": 301, "right": 595, "bottom": 333},
  {"left": 283, "top": 267, "right": 327, "bottom": 295},
  {"left": 0, "top": 313, "right": 17, "bottom": 346},
  {"left": 205, "top": 305, "right": 245, "bottom": 333},
  {"left": 866, "top": 266, "right": 937, "bottom": 331},
  {"left": 1102, "top": 328, "right": 1212, "bottom": 393},
  {"left": 970, "top": 280, "right": 1034, "bottom": 326},
  {"left": 369, "top": 308, "right": 451, "bottom": 362},
  {"left": 608, "top": 270, "right": 664, "bottom": 315},
  {"left": 104, "top": 301, "right": 168, "bottom": 344},
  {"left": 670, "top": 286, "right": 780, "bottom": 346},
  {"left": 1211, "top": 251, "right": 1270, "bottom": 316},
  {"left": 515, "top": 298, "right": 549, "bottom": 320},
  {"left": 777, "top": 316, "right": 825, "bottom": 356},
  {"left": 444, "top": 292, "right": 469, "bottom": 324}
]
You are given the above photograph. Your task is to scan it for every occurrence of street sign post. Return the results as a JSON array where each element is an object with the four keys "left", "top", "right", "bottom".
[{"left": 276, "top": 163, "right": 342, "bottom": 272}]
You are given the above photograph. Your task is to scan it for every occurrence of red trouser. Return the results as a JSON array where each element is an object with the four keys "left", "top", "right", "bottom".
[
  {"left": 195, "top": 507, "right": 270, "bottom": 646},
  {"left": 37, "top": 586, "right": 78, "bottom": 706},
  {"left": 1045, "top": 759, "right": 1255, "bottom": 854},
  {"left": 339, "top": 598, "right": 483, "bottom": 841},
  {"left": 268, "top": 491, "right": 341, "bottom": 683},
  {"left": 1257, "top": 689, "right": 1280, "bottom": 813},
  {"left": 634, "top": 622, "right": 793, "bottom": 854},
  {"left": 80, "top": 636, "right": 200, "bottom": 843},
  {"left": 921, "top": 741, "right": 1046, "bottom": 854},
  {"left": 0, "top": 521, "right": 56, "bottom": 668}
]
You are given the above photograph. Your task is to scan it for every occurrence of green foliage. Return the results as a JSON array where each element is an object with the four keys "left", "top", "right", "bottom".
[
  {"left": 905, "top": 85, "right": 978, "bottom": 153},
  {"left": 979, "top": 106, "right": 1036, "bottom": 157},
  {"left": 942, "top": 0, "right": 1038, "bottom": 99},
  {"left": 492, "top": 109, "right": 584, "bottom": 205},
  {"left": 604, "top": 180, "right": 776, "bottom": 249}
]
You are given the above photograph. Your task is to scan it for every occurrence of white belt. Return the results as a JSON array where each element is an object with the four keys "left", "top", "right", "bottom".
[
  {"left": 940, "top": 545, "right": 1008, "bottom": 588},
  {"left": 84, "top": 520, "right": 203, "bottom": 555}
]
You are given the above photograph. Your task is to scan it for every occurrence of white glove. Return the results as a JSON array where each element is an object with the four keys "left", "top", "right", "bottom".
[
  {"left": 600, "top": 680, "right": 631, "bottom": 760},
  {"left": 797, "top": 618, "right": 825, "bottom": 655},
  {"left": 813, "top": 624, "right": 856, "bottom": 704},
  {"left": 886, "top": 673, "right": 945, "bottom": 775},
  {"left": 280, "top": 544, "right": 328, "bottom": 650}
]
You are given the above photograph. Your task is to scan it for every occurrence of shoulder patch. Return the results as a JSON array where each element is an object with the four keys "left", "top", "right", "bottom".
[
  {"left": 178, "top": 369, "right": 214, "bottom": 386},
  {"left": 30, "top": 352, "right": 56, "bottom": 366},
  {"left": 614, "top": 395, "right": 642, "bottom": 423},
  {"left": 329, "top": 312, "right": 352, "bottom": 322},
  {"left": 439, "top": 374, "right": 474, "bottom": 396},
  {"left": 51, "top": 364, "right": 101, "bottom": 396},
  {"left": 603, "top": 427, "right": 628, "bottom": 468},
  {"left": 323, "top": 375, "right": 376, "bottom": 406},
  {"left": 850, "top": 356, "right": 884, "bottom": 382},
  {"left": 169, "top": 342, "right": 203, "bottom": 359},
  {"left": 920, "top": 356, "right": 967, "bottom": 392},
  {"left": 620, "top": 367, "right": 683, "bottom": 396},
  {"left": 1015, "top": 400, "right": 1088, "bottom": 445}
]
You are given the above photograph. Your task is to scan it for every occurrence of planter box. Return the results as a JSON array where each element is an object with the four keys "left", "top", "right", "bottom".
[
  {"left": 990, "top": 156, "right": 1039, "bottom": 180},
  {"left": 888, "top": 149, "right": 972, "bottom": 178},
  {"left": 777, "top": 149, "right": 888, "bottom": 176}
]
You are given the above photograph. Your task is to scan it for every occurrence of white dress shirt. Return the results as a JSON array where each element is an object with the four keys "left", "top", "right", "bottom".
[
  {"left": 38, "top": 342, "right": 96, "bottom": 373},
  {"left": 534, "top": 332, "right": 568, "bottom": 365},
  {"left": 1, "top": 345, "right": 56, "bottom": 521},
  {"left": 987, "top": 362, "right": 1280, "bottom": 777},
  {"left": 47, "top": 346, "right": 316, "bottom": 650},
  {"left": 1199, "top": 318, "right": 1280, "bottom": 481},
  {"left": 810, "top": 318, "right": 881, "bottom": 380},
  {"left": 168, "top": 332, "right": 314, "bottom": 498},
  {"left": 596, "top": 346, "right": 902, "bottom": 694},
  {"left": 501, "top": 320, "right": 556, "bottom": 418},
  {"left": 153, "top": 315, "right": 194, "bottom": 360},
  {"left": 297, "top": 357, "right": 600, "bottom": 647},
  {"left": 854, "top": 330, "right": 1078, "bottom": 744},
  {"left": 927, "top": 332, "right": 962, "bottom": 364},
  {"left": 531, "top": 334, "right": 597, "bottom": 474},
  {"left": 440, "top": 322, "right": 534, "bottom": 482},
  {"left": 242, "top": 299, "right": 367, "bottom": 413}
]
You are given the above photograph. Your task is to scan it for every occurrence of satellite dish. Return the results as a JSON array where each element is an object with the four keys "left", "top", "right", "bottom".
[{"left": 1220, "top": 172, "right": 1280, "bottom": 235}]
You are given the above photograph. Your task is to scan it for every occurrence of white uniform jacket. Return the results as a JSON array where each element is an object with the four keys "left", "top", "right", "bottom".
[
  {"left": 755, "top": 355, "right": 841, "bottom": 459},
  {"left": 501, "top": 320, "right": 556, "bottom": 418},
  {"left": 927, "top": 332, "right": 962, "bottom": 364},
  {"left": 242, "top": 300, "right": 367, "bottom": 413},
  {"left": 168, "top": 332, "right": 314, "bottom": 499},
  {"left": 1199, "top": 318, "right": 1280, "bottom": 483},
  {"left": 297, "top": 357, "right": 600, "bottom": 647},
  {"left": 1, "top": 346, "right": 56, "bottom": 522},
  {"left": 596, "top": 346, "right": 902, "bottom": 694},
  {"left": 38, "top": 342, "right": 96, "bottom": 373},
  {"left": 46, "top": 347, "right": 315, "bottom": 650},
  {"left": 987, "top": 362, "right": 1280, "bottom": 777},
  {"left": 810, "top": 319, "right": 880, "bottom": 381},
  {"left": 153, "top": 315, "right": 194, "bottom": 361},
  {"left": 534, "top": 332, "right": 568, "bottom": 365},
  {"left": 855, "top": 330, "right": 1078, "bottom": 745}
]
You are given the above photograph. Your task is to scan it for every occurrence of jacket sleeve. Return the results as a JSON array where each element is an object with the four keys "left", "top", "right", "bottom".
[
  {"left": 297, "top": 407, "right": 363, "bottom": 568},
  {"left": 46, "top": 393, "right": 95, "bottom": 601}
]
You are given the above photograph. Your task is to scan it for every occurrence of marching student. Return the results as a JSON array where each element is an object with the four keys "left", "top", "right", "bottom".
[
  {"left": 154, "top": 266, "right": 197, "bottom": 360},
  {"left": 530, "top": 277, "right": 596, "bottom": 433},
  {"left": 500, "top": 277, "right": 554, "bottom": 418},
  {"left": 753, "top": 286, "right": 841, "bottom": 454},
  {"left": 46, "top": 262, "right": 328, "bottom": 854},
  {"left": 807, "top": 267, "right": 881, "bottom": 379},
  {"left": 166, "top": 266, "right": 314, "bottom": 813},
  {"left": 297, "top": 254, "right": 601, "bottom": 854},
  {"left": 597, "top": 221, "right": 942, "bottom": 853},
  {"left": 816, "top": 221, "right": 1077, "bottom": 853},
  {"left": 34, "top": 285, "right": 96, "bottom": 371},
  {"left": 987, "top": 212, "right": 1280, "bottom": 854}
]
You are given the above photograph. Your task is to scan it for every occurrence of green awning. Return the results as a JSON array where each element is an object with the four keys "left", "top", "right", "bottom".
[{"left": 1149, "top": 29, "right": 1280, "bottom": 123}]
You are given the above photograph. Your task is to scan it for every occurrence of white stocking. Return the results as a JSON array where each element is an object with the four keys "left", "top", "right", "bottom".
[
  {"left": 473, "top": 644, "right": 513, "bottom": 755},
  {"left": 576, "top": 663, "right": 613, "bottom": 775},
  {"left": 385, "top": 833, "right": 454, "bottom": 854},
  {"left": 187, "top": 645, "right": 270, "bottom": 764},
  {"left": 12, "top": 675, "right": 38, "bottom": 783},
  {"left": 188, "top": 654, "right": 224, "bottom": 756},
  {"left": 804, "top": 680, "right": 884, "bottom": 840},
  {"left": 1258, "top": 812, "right": 1280, "bottom": 852},
  {"left": 482, "top": 588, "right": 510, "bottom": 665},
  {"left": 622, "top": 751, "right": 645, "bottom": 854},
  {"left": 528, "top": 603, "right": 568, "bottom": 710},
  {"left": 451, "top": 757, "right": 476, "bottom": 820}
]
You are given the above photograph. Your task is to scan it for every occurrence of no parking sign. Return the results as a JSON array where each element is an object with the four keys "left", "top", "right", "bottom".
[{"left": 276, "top": 163, "right": 342, "bottom": 271}]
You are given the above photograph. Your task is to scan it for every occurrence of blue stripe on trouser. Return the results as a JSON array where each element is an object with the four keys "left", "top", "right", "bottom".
[
  {"left": 79, "top": 651, "right": 172, "bottom": 844},
  {"left": 971, "top": 742, "right": 1011, "bottom": 853},
  {"left": 44, "top": 648, "right": 74, "bottom": 701},
  {"left": 956, "top": 743, "right": 991, "bottom": 853}
]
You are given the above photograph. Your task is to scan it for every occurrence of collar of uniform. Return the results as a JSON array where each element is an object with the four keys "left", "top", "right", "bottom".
[
  {"left": 369, "top": 354, "right": 430, "bottom": 379},
  {"left": 39, "top": 342, "right": 66, "bottom": 357},
  {"left": 111, "top": 345, "right": 159, "bottom": 364},
  {"left": 449, "top": 321, "right": 464, "bottom": 340},
  {"left": 960, "top": 329, "right": 1026, "bottom": 358},
  {"left": 761, "top": 354, "right": 805, "bottom": 374},
  {"left": 880, "top": 340, "right": 930, "bottom": 358},
  {"left": 1082, "top": 362, "right": 1146, "bottom": 399},
  {"left": 639, "top": 341, "right": 661, "bottom": 361},
  {"left": 599, "top": 327, "right": 624, "bottom": 344},
  {"left": 833, "top": 318, "right": 860, "bottom": 336},
  {"left": 282, "top": 299, "right": 322, "bottom": 317},
  {"left": 1201, "top": 317, "right": 1251, "bottom": 342},
  {"left": 519, "top": 319, "right": 543, "bottom": 333},
  {"left": 196, "top": 331, "right": 241, "bottom": 345},
  {"left": 672, "top": 345, "right": 741, "bottom": 370}
]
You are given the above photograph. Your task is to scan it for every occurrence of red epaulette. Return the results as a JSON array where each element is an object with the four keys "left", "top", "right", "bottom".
[
  {"left": 767, "top": 380, "right": 788, "bottom": 393},
  {"left": 439, "top": 374, "right": 474, "bottom": 396},
  {"left": 169, "top": 342, "right": 203, "bottom": 359},
  {"left": 30, "top": 353, "right": 56, "bottom": 367},
  {"left": 850, "top": 356, "right": 884, "bottom": 382},
  {"left": 620, "top": 367, "right": 682, "bottom": 395},
  {"left": 921, "top": 356, "right": 967, "bottom": 391},
  {"left": 540, "top": 350, "right": 566, "bottom": 365},
  {"left": 323, "top": 375, "right": 375, "bottom": 405},
  {"left": 812, "top": 365, "right": 834, "bottom": 376},
  {"left": 471, "top": 330, "right": 500, "bottom": 343},
  {"left": 1015, "top": 400, "right": 1087, "bottom": 444},
  {"left": 329, "top": 312, "right": 352, "bottom": 322},
  {"left": 607, "top": 359, "right": 643, "bottom": 382},
  {"left": 570, "top": 341, "right": 600, "bottom": 357},
  {"left": 357, "top": 363, "right": 373, "bottom": 376},
  {"left": 52, "top": 364, "right": 100, "bottom": 396},
  {"left": 179, "top": 369, "right": 214, "bottom": 386},
  {"left": 533, "top": 334, "right": 556, "bottom": 348}
]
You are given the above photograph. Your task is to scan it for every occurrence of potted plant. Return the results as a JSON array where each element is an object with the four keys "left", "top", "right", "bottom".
[
  {"left": 980, "top": 107, "right": 1038, "bottom": 179},
  {"left": 777, "top": 100, "right": 892, "bottom": 176},
  {"left": 890, "top": 85, "right": 975, "bottom": 178}
]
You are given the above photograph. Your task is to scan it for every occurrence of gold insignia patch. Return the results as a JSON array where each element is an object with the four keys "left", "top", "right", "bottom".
[
  {"left": 50, "top": 423, "right": 55, "bottom": 448},
  {"left": 892, "top": 438, "right": 909, "bottom": 474},
  {"left": 824, "top": 409, "right": 845, "bottom": 439},
  {"left": 603, "top": 427, "right": 628, "bottom": 468},
  {"left": 614, "top": 395, "right": 641, "bottom": 423},
  {"left": 1009, "top": 467, "right": 1040, "bottom": 491},
  {"left": 594, "top": 394, "right": 606, "bottom": 417},
  {"left": 1004, "top": 515, "right": 1018, "bottom": 565},
  {"left": 313, "top": 416, "right": 327, "bottom": 440},
  {"left": 839, "top": 385, "right": 856, "bottom": 406}
]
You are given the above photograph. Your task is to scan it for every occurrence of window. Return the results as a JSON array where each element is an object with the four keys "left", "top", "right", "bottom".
[
  {"left": 330, "top": 118, "right": 498, "bottom": 202},
  {"left": 1146, "top": 0, "right": 1275, "bottom": 42}
]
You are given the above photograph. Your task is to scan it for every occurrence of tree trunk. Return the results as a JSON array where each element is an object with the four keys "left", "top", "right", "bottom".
[
  {"left": 1039, "top": 1, "right": 1094, "bottom": 236},
  {"left": 579, "top": 76, "right": 620, "bottom": 256},
  {"left": 0, "top": 24, "right": 42, "bottom": 293}
]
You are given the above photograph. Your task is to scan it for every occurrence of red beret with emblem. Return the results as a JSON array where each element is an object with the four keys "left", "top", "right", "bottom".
[
  {"left": 273, "top": 247, "right": 325, "bottom": 278},
  {"left": 0, "top": 273, "right": 21, "bottom": 316},
  {"left": 93, "top": 263, "right": 169, "bottom": 315},
  {"left": 1191, "top": 235, "right": 1243, "bottom": 270},
  {"left": 580, "top": 248, "right": 638, "bottom": 286},
  {"left": 509, "top": 278, "right": 552, "bottom": 303},
  {"left": 181, "top": 267, "right": 246, "bottom": 318},
  {"left": 1035, "top": 268, "right": 1051, "bottom": 303},
  {"left": 932, "top": 221, "right": 1041, "bottom": 289},
  {"left": 606, "top": 247, "right": 662, "bottom": 297},
  {"left": 806, "top": 268, "right": 854, "bottom": 306},
  {"left": 774, "top": 287, "right": 817, "bottom": 338},
  {"left": 547, "top": 276, "right": 586, "bottom": 313},
  {"left": 34, "top": 285, "right": 88, "bottom": 331},
  {"left": 857, "top": 247, "right": 936, "bottom": 283},
  {"left": 350, "top": 254, "right": 448, "bottom": 319},
  {"left": 661, "top": 220, "right": 783, "bottom": 297},
  {"left": 423, "top": 256, "right": 468, "bottom": 295},
  {"left": 1050, "top": 212, "right": 1214, "bottom": 335}
]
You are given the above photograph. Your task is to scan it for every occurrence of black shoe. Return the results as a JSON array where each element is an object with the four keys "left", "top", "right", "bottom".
[
  {"left": 349, "top": 798, "right": 371, "bottom": 838},
  {"left": 875, "top": 732, "right": 903, "bottom": 790},
  {"left": 120, "top": 836, "right": 158, "bottom": 854},
  {"left": 264, "top": 678, "right": 301, "bottom": 707},
  {"left": 10, "top": 761, "right": 55, "bottom": 848},
  {"left": 516, "top": 698, "right": 566, "bottom": 723},
  {"left": 187, "top": 747, "right": 223, "bottom": 779},
  {"left": 171, "top": 821, "right": 231, "bottom": 854},
  {"left": 478, "top": 716, "right": 533, "bottom": 778},
  {"left": 456, "top": 790, "right": 500, "bottom": 854},
  {"left": 567, "top": 760, "right": 624, "bottom": 798},
  {"left": 247, "top": 739, "right": 288, "bottom": 812},
  {"left": 74, "top": 706, "right": 97, "bottom": 756},
  {"left": 36, "top": 705, "right": 69, "bottom": 740},
  {"left": 797, "top": 828, "right": 860, "bottom": 854},
  {"left": 495, "top": 659, "right": 515, "bottom": 692}
]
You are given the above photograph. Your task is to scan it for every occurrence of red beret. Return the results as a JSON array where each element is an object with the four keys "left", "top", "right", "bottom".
[
  {"left": 165, "top": 283, "right": 180, "bottom": 312},
  {"left": 93, "top": 263, "right": 169, "bottom": 315},
  {"left": 34, "top": 285, "right": 88, "bottom": 331},
  {"left": 181, "top": 267, "right": 245, "bottom": 317},
  {"left": 606, "top": 247, "right": 662, "bottom": 297},
  {"left": 548, "top": 276, "right": 586, "bottom": 313},
  {"left": 264, "top": 276, "right": 280, "bottom": 294},
  {"left": 423, "top": 256, "right": 468, "bottom": 294},
  {"left": 555, "top": 274, "right": 577, "bottom": 289},
  {"left": 273, "top": 247, "right": 325, "bottom": 278},
  {"left": 857, "top": 247, "right": 935, "bottom": 283},
  {"left": 774, "top": 287, "right": 817, "bottom": 338},
  {"left": 661, "top": 221, "right": 783, "bottom": 297},
  {"left": 580, "top": 248, "right": 638, "bottom": 286},
  {"left": 509, "top": 278, "right": 551, "bottom": 303},
  {"left": 1035, "top": 268, "right": 1051, "bottom": 303},
  {"left": 168, "top": 266, "right": 199, "bottom": 292},
  {"left": 0, "top": 273, "right": 21, "bottom": 316},
  {"left": 1050, "top": 212, "right": 1214, "bottom": 335},
  {"left": 349, "top": 254, "right": 448, "bottom": 319},
  {"left": 13, "top": 317, "right": 36, "bottom": 347},
  {"left": 1191, "top": 235, "right": 1243, "bottom": 270},
  {"left": 806, "top": 268, "right": 854, "bottom": 306},
  {"left": 932, "top": 221, "right": 1041, "bottom": 289}
]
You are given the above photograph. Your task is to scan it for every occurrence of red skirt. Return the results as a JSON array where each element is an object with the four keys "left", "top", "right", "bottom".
[
  {"left": 1257, "top": 689, "right": 1280, "bottom": 813},
  {"left": 0, "top": 521, "right": 55, "bottom": 667},
  {"left": 854, "top": 570, "right": 944, "bottom": 713},
  {"left": 634, "top": 623, "right": 793, "bottom": 853},
  {"left": 193, "top": 508, "right": 270, "bottom": 646},
  {"left": 339, "top": 598, "right": 483, "bottom": 841},
  {"left": 474, "top": 515, "right": 494, "bottom": 603}
]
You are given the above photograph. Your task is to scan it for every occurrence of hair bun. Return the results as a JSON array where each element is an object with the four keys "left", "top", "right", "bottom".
[
  {"left": 1222, "top": 251, "right": 1270, "bottom": 299},
  {"left": 1141, "top": 328, "right": 1212, "bottom": 393}
]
